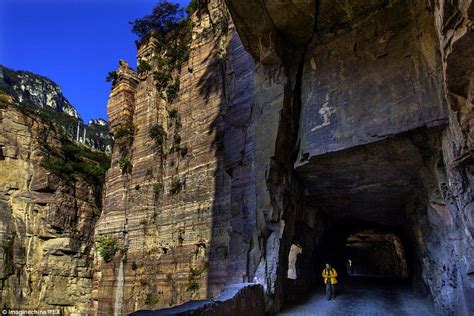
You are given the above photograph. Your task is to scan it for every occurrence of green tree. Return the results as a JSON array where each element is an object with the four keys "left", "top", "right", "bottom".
[
  {"left": 105, "top": 71, "right": 117, "bottom": 83},
  {"left": 129, "top": 1, "right": 185, "bottom": 42}
]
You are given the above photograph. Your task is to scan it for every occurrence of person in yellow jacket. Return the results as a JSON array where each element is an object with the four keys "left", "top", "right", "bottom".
[{"left": 322, "top": 263, "right": 338, "bottom": 300}]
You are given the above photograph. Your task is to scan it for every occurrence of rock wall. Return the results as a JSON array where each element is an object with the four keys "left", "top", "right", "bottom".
[
  {"left": 93, "top": 1, "right": 257, "bottom": 314},
  {"left": 0, "top": 99, "right": 104, "bottom": 314},
  {"left": 226, "top": 0, "right": 473, "bottom": 314},
  {"left": 93, "top": 0, "right": 472, "bottom": 314},
  {"left": 422, "top": 1, "right": 473, "bottom": 314}
]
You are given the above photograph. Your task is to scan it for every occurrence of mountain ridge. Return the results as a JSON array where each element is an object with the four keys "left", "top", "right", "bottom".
[{"left": 0, "top": 65, "right": 113, "bottom": 152}]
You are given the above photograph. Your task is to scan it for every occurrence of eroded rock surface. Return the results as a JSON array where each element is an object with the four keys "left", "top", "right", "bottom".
[
  {"left": 0, "top": 100, "right": 104, "bottom": 314},
  {"left": 226, "top": 0, "right": 473, "bottom": 314},
  {"left": 93, "top": 1, "right": 257, "bottom": 313}
]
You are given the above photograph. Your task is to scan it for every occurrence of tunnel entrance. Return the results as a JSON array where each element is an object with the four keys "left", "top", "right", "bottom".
[
  {"left": 282, "top": 129, "right": 442, "bottom": 313},
  {"left": 345, "top": 230, "right": 408, "bottom": 279}
]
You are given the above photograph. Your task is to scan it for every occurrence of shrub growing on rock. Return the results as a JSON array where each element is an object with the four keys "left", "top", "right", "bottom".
[
  {"left": 170, "top": 178, "right": 183, "bottom": 195},
  {"left": 105, "top": 71, "right": 118, "bottom": 83},
  {"left": 96, "top": 235, "right": 117, "bottom": 262},
  {"left": 145, "top": 293, "right": 158, "bottom": 305},
  {"left": 165, "top": 79, "right": 180, "bottom": 103},
  {"left": 150, "top": 124, "right": 166, "bottom": 148},
  {"left": 118, "top": 158, "right": 133, "bottom": 174},
  {"left": 138, "top": 59, "right": 152, "bottom": 73},
  {"left": 154, "top": 71, "right": 171, "bottom": 90}
]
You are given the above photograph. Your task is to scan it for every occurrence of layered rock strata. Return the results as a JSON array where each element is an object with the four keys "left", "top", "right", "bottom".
[
  {"left": 93, "top": 1, "right": 256, "bottom": 313},
  {"left": 0, "top": 99, "right": 105, "bottom": 314}
]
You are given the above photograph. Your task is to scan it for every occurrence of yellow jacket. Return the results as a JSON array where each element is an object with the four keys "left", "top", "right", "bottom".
[{"left": 322, "top": 268, "right": 338, "bottom": 285}]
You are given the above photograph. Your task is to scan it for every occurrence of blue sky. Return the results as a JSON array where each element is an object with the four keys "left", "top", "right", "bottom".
[{"left": 0, "top": 0, "right": 189, "bottom": 123}]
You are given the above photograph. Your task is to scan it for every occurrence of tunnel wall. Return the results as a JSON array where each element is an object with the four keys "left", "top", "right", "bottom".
[
  {"left": 226, "top": 0, "right": 473, "bottom": 315},
  {"left": 346, "top": 232, "right": 409, "bottom": 278}
]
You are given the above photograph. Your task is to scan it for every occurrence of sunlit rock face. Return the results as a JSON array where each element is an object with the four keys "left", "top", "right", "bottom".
[
  {"left": 0, "top": 65, "right": 113, "bottom": 152},
  {"left": 0, "top": 65, "right": 80, "bottom": 118},
  {"left": 0, "top": 101, "right": 102, "bottom": 314},
  {"left": 95, "top": 0, "right": 472, "bottom": 314},
  {"left": 93, "top": 1, "right": 257, "bottom": 313},
  {"left": 1, "top": 0, "right": 461, "bottom": 314}
]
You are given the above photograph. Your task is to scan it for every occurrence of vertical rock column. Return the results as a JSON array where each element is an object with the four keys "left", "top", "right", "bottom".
[{"left": 92, "top": 60, "right": 138, "bottom": 314}]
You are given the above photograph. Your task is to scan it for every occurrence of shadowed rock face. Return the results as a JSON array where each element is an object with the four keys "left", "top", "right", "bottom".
[
  {"left": 226, "top": 0, "right": 473, "bottom": 314},
  {"left": 298, "top": 129, "right": 444, "bottom": 226},
  {"left": 297, "top": 0, "right": 448, "bottom": 159}
]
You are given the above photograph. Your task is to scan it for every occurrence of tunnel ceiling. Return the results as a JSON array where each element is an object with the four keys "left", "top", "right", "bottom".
[{"left": 296, "top": 129, "right": 441, "bottom": 225}]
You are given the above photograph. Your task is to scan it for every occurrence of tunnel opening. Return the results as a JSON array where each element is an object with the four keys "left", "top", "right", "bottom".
[
  {"left": 345, "top": 230, "right": 408, "bottom": 279},
  {"left": 311, "top": 221, "right": 416, "bottom": 286},
  {"left": 282, "top": 129, "right": 443, "bottom": 313}
]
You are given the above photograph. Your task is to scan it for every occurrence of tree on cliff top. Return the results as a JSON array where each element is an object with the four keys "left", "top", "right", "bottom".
[{"left": 129, "top": 1, "right": 186, "bottom": 42}]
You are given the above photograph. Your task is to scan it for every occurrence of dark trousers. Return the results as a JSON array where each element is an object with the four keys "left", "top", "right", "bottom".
[{"left": 326, "top": 283, "right": 336, "bottom": 300}]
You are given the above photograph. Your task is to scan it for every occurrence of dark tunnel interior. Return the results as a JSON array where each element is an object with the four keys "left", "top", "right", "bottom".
[{"left": 283, "top": 129, "right": 442, "bottom": 306}]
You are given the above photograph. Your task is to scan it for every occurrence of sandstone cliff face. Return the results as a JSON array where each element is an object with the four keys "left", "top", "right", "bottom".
[
  {"left": 0, "top": 99, "right": 105, "bottom": 314},
  {"left": 93, "top": 1, "right": 256, "bottom": 313}
]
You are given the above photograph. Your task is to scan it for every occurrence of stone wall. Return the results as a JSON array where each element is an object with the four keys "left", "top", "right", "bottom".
[
  {"left": 88, "top": 0, "right": 472, "bottom": 314},
  {"left": 132, "top": 283, "right": 264, "bottom": 316}
]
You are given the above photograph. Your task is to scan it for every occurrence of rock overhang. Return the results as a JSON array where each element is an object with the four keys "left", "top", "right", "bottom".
[{"left": 296, "top": 127, "right": 445, "bottom": 225}]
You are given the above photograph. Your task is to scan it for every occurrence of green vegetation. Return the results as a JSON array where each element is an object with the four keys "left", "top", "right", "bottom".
[
  {"left": 187, "top": 0, "right": 207, "bottom": 16},
  {"left": 173, "top": 133, "right": 181, "bottom": 146},
  {"left": 118, "top": 158, "right": 133, "bottom": 174},
  {"left": 145, "top": 293, "right": 158, "bottom": 305},
  {"left": 150, "top": 124, "right": 166, "bottom": 148},
  {"left": 130, "top": 1, "right": 186, "bottom": 42},
  {"left": 131, "top": 261, "right": 138, "bottom": 270},
  {"left": 165, "top": 79, "right": 180, "bottom": 103},
  {"left": 153, "top": 183, "right": 164, "bottom": 200},
  {"left": 187, "top": 264, "right": 207, "bottom": 292},
  {"left": 177, "top": 145, "right": 188, "bottom": 157},
  {"left": 105, "top": 71, "right": 118, "bottom": 83},
  {"left": 96, "top": 235, "right": 117, "bottom": 262},
  {"left": 42, "top": 137, "right": 111, "bottom": 188},
  {"left": 114, "top": 120, "right": 135, "bottom": 157},
  {"left": 166, "top": 273, "right": 173, "bottom": 285},
  {"left": 138, "top": 59, "right": 152, "bottom": 73},
  {"left": 130, "top": 1, "right": 191, "bottom": 102},
  {"left": 114, "top": 120, "right": 135, "bottom": 140},
  {"left": 153, "top": 71, "right": 171, "bottom": 90},
  {"left": 170, "top": 178, "right": 183, "bottom": 195},
  {"left": 0, "top": 91, "right": 12, "bottom": 105},
  {"left": 168, "top": 108, "right": 178, "bottom": 119}
]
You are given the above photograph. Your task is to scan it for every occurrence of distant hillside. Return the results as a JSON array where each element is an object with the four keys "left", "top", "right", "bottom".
[{"left": 0, "top": 65, "right": 113, "bottom": 152}]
